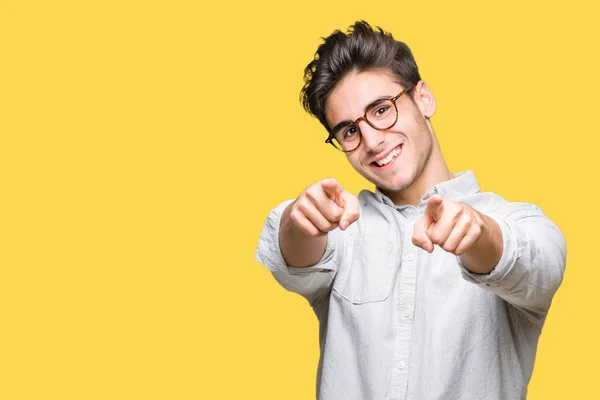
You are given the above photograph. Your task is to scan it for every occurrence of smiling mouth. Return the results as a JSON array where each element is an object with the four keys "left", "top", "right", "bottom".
[{"left": 371, "top": 144, "right": 403, "bottom": 167}]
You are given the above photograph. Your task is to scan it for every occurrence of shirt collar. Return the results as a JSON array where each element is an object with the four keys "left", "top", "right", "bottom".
[{"left": 374, "top": 170, "right": 480, "bottom": 208}]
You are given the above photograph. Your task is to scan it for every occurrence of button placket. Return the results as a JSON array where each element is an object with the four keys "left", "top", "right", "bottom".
[{"left": 388, "top": 217, "right": 418, "bottom": 399}]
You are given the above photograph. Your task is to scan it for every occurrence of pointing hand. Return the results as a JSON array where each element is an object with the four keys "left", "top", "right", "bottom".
[
  {"left": 289, "top": 178, "right": 360, "bottom": 237},
  {"left": 412, "top": 195, "right": 485, "bottom": 255}
]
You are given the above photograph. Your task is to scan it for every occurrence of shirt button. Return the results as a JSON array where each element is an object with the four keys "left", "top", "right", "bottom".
[
  {"left": 403, "top": 310, "right": 411, "bottom": 319},
  {"left": 397, "top": 361, "right": 405, "bottom": 370},
  {"left": 406, "top": 254, "right": 414, "bottom": 261}
]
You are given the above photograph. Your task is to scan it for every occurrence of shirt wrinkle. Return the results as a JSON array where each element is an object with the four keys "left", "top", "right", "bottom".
[{"left": 255, "top": 170, "right": 566, "bottom": 400}]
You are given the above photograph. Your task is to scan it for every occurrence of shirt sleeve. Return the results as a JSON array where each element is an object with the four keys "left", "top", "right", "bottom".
[
  {"left": 254, "top": 199, "right": 343, "bottom": 307},
  {"left": 458, "top": 202, "right": 566, "bottom": 322}
]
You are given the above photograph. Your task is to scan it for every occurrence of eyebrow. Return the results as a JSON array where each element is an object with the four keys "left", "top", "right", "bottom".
[{"left": 330, "top": 96, "right": 393, "bottom": 134}]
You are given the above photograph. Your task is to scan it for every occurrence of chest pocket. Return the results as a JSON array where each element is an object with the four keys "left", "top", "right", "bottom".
[{"left": 332, "top": 231, "right": 399, "bottom": 304}]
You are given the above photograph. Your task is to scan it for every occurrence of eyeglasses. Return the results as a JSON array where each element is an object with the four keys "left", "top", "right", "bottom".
[{"left": 325, "top": 87, "right": 412, "bottom": 152}]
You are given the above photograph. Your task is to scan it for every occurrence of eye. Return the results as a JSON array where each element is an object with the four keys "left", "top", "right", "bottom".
[
  {"left": 375, "top": 106, "right": 390, "bottom": 116},
  {"left": 343, "top": 125, "right": 358, "bottom": 139}
]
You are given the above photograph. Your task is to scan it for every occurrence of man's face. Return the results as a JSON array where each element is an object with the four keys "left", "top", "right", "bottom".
[{"left": 325, "top": 69, "right": 435, "bottom": 193}]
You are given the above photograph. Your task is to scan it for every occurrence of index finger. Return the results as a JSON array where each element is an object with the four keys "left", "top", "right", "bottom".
[
  {"left": 425, "top": 194, "right": 444, "bottom": 221},
  {"left": 321, "top": 178, "right": 343, "bottom": 198},
  {"left": 321, "top": 178, "right": 345, "bottom": 209}
]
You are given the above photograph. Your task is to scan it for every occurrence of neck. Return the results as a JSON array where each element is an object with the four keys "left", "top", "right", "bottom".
[{"left": 381, "top": 133, "right": 453, "bottom": 207}]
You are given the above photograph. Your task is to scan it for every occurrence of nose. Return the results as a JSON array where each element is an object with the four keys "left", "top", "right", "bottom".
[{"left": 359, "top": 121, "right": 385, "bottom": 152}]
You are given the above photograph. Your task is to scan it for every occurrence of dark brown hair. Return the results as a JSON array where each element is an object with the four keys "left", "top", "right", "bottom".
[{"left": 300, "top": 20, "right": 421, "bottom": 131}]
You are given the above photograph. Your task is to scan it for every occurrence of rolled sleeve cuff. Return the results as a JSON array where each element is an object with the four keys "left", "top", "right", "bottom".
[
  {"left": 458, "top": 215, "right": 521, "bottom": 288},
  {"left": 254, "top": 200, "right": 337, "bottom": 276}
]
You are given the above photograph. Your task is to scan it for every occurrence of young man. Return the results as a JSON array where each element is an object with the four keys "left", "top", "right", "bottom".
[{"left": 255, "top": 21, "right": 566, "bottom": 400}]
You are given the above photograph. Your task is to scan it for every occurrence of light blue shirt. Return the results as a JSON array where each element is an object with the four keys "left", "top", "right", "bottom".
[{"left": 255, "top": 171, "right": 566, "bottom": 400}]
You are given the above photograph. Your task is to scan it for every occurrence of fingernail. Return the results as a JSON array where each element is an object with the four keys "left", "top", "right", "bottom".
[{"left": 341, "top": 220, "right": 349, "bottom": 230}]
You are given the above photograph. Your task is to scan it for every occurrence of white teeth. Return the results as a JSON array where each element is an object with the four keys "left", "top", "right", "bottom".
[{"left": 375, "top": 147, "right": 401, "bottom": 166}]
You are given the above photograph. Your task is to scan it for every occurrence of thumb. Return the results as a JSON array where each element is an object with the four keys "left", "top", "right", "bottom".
[
  {"left": 412, "top": 216, "right": 433, "bottom": 253},
  {"left": 338, "top": 191, "right": 360, "bottom": 231}
]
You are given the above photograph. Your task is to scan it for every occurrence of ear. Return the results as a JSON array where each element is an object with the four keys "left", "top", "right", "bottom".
[{"left": 412, "top": 80, "right": 436, "bottom": 119}]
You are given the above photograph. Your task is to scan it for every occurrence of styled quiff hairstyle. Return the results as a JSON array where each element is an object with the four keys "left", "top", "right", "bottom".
[{"left": 300, "top": 20, "right": 421, "bottom": 131}]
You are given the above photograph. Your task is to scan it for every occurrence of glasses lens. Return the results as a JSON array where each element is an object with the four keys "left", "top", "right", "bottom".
[
  {"left": 366, "top": 99, "right": 396, "bottom": 130},
  {"left": 333, "top": 124, "right": 361, "bottom": 152}
]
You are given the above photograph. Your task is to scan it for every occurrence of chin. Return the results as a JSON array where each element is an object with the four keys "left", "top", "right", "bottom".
[
  {"left": 369, "top": 175, "right": 413, "bottom": 193},
  {"left": 380, "top": 169, "right": 414, "bottom": 188},
  {"left": 378, "top": 181, "right": 412, "bottom": 193}
]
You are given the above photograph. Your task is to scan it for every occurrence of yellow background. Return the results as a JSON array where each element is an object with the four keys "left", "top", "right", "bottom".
[{"left": 1, "top": 0, "right": 598, "bottom": 398}]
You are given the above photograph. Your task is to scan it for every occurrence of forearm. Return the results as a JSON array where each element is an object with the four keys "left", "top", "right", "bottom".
[
  {"left": 279, "top": 201, "right": 328, "bottom": 268},
  {"left": 458, "top": 207, "right": 566, "bottom": 318},
  {"left": 459, "top": 213, "right": 503, "bottom": 274}
]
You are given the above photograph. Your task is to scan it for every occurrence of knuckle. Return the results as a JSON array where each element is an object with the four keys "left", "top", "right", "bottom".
[
  {"left": 294, "top": 199, "right": 308, "bottom": 213},
  {"left": 304, "top": 188, "right": 317, "bottom": 202},
  {"left": 314, "top": 222, "right": 328, "bottom": 233},
  {"left": 289, "top": 209, "right": 302, "bottom": 224},
  {"left": 428, "top": 232, "right": 441, "bottom": 244},
  {"left": 331, "top": 206, "right": 343, "bottom": 219},
  {"left": 329, "top": 213, "right": 341, "bottom": 224},
  {"left": 347, "top": 210, "right": 360, "bottom": 221},
  {"left": 300, "top": 220, "right": 319, "bottom": 236},
  {"left": 306, "top": 227, "right": 320, "bottom": 237}
]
